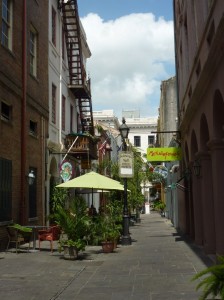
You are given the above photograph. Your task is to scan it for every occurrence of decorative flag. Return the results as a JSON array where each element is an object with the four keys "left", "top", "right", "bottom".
[{"left": 60, "top": 161, "right": 73, "bottom": 182}]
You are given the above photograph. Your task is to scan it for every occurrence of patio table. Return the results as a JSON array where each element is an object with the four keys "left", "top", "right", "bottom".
[{"left": 26, "top": 225, "right": 48, "bottom": 251}]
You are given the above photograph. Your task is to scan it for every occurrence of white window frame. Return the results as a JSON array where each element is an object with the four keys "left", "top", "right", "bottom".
[
  {"left": 52, "top": 84, "right": 57, "bottom": 125},
  {"left": 1, "top": 0, "right": 13, "bottom": 50},
  {"left": 51, "top": 6, "right": 56, "bottom": 47},
  {"left": 29, "top": 26, "right": 37, "bottom": 77}
]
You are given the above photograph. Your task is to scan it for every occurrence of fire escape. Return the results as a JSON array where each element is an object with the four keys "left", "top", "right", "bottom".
[{"left": 58, "top": 0, "right": 97, "bottom": 160}]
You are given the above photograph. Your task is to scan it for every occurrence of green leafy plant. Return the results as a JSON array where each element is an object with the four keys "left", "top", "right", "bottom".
[
  {"left": 49, "top": 186, "right": 68, "bottom": 221},
  {"left": 192, "top": 255, "right": 224, "bottom": 300},
  {"left": 93, "top": 201, "right": 122, "bottom": 244},
  {"left": 9, "top": 224, "right": 32, "bottom": 233},
  {"left": 51, "top": 194, "right": 91, "bottom": 252},
  {"left": 95, "top": 215, "right": 119, "bottom": 242},
  {"left": 58, "top": 238, "right": 86, "bottom": 252},
  {"left": 153, "top": 200, "right": 166, "bottom": 212}
]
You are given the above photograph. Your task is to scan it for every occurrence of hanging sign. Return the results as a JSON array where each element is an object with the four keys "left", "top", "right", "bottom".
[
  {"left": 60, "top": 161, "right": 73, "bottom": 182},
  {"left": 153, "top": 165, "right": 168, "bottom": 179},
  {"left": 119, "top": 152, "right": 134, "bottom": 178},
  {"left": 147, "top": 147, "right": 181, "bottom": 162}
]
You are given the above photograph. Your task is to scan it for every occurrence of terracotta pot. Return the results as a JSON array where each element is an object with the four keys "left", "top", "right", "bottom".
[
  {"left": 113, "top": 239, "right": 118, "bottom": 249},
  {"left": 101, "top": 241, "right": 114, "bottom": 253}
]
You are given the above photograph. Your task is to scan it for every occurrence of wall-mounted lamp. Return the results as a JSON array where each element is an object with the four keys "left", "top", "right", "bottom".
[
  {"left": 183, "top": 168, "right": 191, "bottom": 181},
  {"left": 193, "top": 160, "right": 201, "bottom": 177},
  {"left": 27, "top": 170, "right": 35, "bottom": 185}
]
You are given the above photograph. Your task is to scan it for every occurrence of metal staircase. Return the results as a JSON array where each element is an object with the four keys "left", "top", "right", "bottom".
[{"left": 58, "top": 0, "right": 94, "bottom": 136}]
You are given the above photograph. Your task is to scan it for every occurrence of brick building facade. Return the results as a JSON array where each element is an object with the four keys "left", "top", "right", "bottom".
[{"left": 0, "top": 0, "right": 49, "bottom": 245}]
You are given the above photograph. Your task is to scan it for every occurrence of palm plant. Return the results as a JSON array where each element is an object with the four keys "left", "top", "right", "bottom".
[
  {"left": 53, "top": 195, "right": 91, "bottom": 251},
  {"left": 192, "top": 255, "right": 224, "bottom": 300}
]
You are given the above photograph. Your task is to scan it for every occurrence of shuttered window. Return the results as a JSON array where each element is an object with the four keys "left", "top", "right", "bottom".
[{"left": 0, "top": 158, "right": 12, "bottom": 222}]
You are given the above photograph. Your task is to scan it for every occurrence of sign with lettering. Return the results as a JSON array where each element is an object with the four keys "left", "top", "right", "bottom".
[
  {"left": 119, "top": 152, "right": 134, "bottom": 178},
  {"left": 147, "top": 147, "right": 181, "bottom": 162}
]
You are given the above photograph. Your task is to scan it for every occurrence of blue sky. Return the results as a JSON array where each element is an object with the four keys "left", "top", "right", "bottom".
[
  {"left": 78, "top": 0, "right": 174, "bottom": 21},
  {"left": 78, "top": 0, "right": 175, "bottom": 119}
]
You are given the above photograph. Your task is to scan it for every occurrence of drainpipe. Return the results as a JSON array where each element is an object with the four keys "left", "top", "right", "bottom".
[
  {"left": 20, "top": 0, "right": 27, "bottom": 225},
  {"left": 173, "top": 0, "right": 180, "bottom": 126}
]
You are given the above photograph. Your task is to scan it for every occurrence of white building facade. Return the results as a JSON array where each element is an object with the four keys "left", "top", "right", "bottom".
[
  {"left": 125, "top": 116, "right": 158, "bottom": 158},
  {"left": 46, "top": 0, "right": 91, "bottom": 219}
]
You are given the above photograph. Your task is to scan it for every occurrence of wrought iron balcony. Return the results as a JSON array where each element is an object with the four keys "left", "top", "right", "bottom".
[{"left": 64, "top": 133, "right": 98, "bottom": 160}]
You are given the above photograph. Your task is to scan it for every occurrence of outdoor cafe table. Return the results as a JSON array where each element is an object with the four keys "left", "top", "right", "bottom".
[{"left": 26, "top": 225, "right": 48, "bottom": 251}]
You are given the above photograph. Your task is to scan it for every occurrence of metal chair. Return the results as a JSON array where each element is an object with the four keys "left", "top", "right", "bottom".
[
  {"left": 6, "top": 226, "right": 32, "bottom": 253},
  {"left": 38, "top": 226, "right": 61, "bottom": 252}
]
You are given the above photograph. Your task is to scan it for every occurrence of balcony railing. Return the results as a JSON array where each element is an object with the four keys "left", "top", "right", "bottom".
[{"left": 65, "top": 133, "right": 98, "bottom": 159}]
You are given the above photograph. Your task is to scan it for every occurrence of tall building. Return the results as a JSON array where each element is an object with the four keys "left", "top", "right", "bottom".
[
  {"left": 157, "top": 76, "right": 178, "bottom": 147},
  {"left": 174, "top": 0, "right": 224, "bottom": 255},
  {"left": 0, "top": 0, "right": 49, "bottom": 234},
  {"left": 46, "top": 0, "right": 95, "bottom": 218},
  {"left": 157, "top": 76, "right": 179, "bottom": 227},
  {"left": 0, "top": 1, "right": 95, "bottom": 247}
]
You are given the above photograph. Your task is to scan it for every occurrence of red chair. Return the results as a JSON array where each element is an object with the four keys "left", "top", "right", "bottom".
[{"left": 38, "top": 226, "right": 61, "bottom": 252}]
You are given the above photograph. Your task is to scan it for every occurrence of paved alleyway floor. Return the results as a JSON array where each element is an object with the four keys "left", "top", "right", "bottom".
[{"left": 0, "top": 212, "right": 213, "bottom": 300}]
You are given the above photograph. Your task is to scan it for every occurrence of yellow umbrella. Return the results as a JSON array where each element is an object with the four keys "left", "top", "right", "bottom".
[{"left": 56, "top": 171, "right": 124, "bottom": 191}]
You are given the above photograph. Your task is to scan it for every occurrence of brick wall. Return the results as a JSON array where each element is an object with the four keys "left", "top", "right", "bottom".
[{"left": 0, "top": 0, "right": 49, "bottom": 238}]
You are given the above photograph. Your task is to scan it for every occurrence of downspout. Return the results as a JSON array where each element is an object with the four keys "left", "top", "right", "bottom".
[
  {"left": 20, "top": 0, "right": 27, "bottom": 225},
  {"left": 41, "top": 117, "right": 46, "bottom": 225},
  {"left": 173, "top": 0, "right": 180, "bottom": 126},
  {"left": 59, "top": 11, "right": 62, "bottom": 146},
  {"left": 173, "top": 0, "right": 181, "bottom": 229}
]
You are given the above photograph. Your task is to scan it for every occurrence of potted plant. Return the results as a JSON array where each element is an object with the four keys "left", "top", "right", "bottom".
[
  {"left": 97, "top": 215, "right": 117, "bottom": 253},
  {"left": 153, "top": 200, "right": 166, "bottom": 217},
  {"left": 52, "top": 194, "right": 91, "bottom": 260},
  {"left": 58, "top": 238, "right": 85, "bottom": 260},
  {"left": 96, "top": 202, "right": 122, "bottom": 253}
]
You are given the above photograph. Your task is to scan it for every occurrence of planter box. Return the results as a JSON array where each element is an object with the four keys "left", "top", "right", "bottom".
[{"left": 63, "top": 245, "right": 78, "bottom": 260}]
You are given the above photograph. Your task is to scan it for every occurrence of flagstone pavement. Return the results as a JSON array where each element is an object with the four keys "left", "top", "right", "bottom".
[{"left": 0, "top": 212, "right": 214, "bottom": 300}]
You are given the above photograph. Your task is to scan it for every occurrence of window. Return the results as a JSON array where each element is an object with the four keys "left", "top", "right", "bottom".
[
  {"left": 1, "top": 0, "right": 12, "bottom": 50},
  {"left": 29, "top": 120, "right": 37, "bottom": 136},
  {"left": 1, "top": 101, "right": 11, "bottom": 121},
  {"left": 0, "top": 157, "right": 12, "bottom": 222},
  {"left": 62, "top": 27, "right": 65, "bottom": 60},
  {"left": 70, "top": 105, "right": 73, "bottom": 133},
  {"left": 52, "top": 6, "right": 56, "bottom": 46},
  {"left": 148, "top": 135, "right": 154, "bottom": 145},
  {"left": 134, "top": 136, "right": 141, "bottom": 147},
  {"left": 61, "top": 95, "right": 66, "bottom": 131},
  {"left": 29, "top": 27, "right": 37, "bottom": 77},
  {"left": 52, "top": 84, "right": 56, "bottom": 124}
]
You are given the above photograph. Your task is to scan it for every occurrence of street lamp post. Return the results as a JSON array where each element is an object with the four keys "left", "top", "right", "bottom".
[{"left": 119, "top": 118, "right": 132, "bottom": 246}]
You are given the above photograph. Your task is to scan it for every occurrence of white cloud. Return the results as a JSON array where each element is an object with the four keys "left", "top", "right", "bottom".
[{"left": 81, "top": 12, "right": 175, "bottom": 119}]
